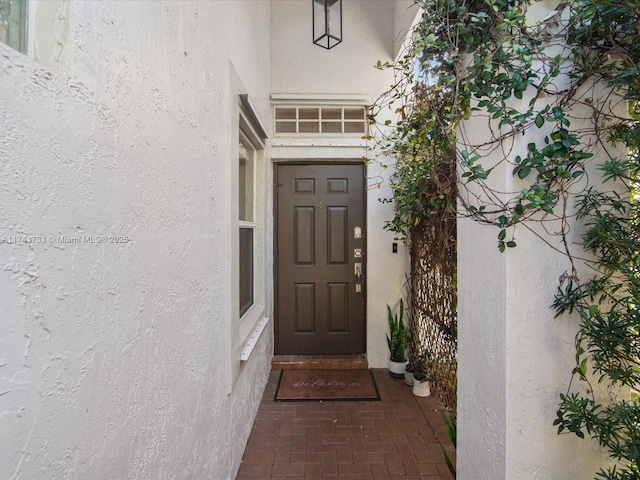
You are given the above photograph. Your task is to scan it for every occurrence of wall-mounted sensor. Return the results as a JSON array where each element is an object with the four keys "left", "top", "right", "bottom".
[{"left": 392, "top": 242, "right": 398, "bottom": 253}]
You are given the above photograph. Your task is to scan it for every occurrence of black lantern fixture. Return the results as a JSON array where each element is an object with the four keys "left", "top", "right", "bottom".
[{"left": 312, "top": 0, "right": 342, "bottom": 49}]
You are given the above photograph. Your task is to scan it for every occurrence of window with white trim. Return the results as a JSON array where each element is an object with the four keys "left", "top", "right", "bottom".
[
  {"left": 236, "top": 103, "right": 266, "bottom": 333},
  {"left": 230, "top": 91, "right": 268, "bottom": 380},
  {"left": 274, "top": 106, "right": 367, "bottom": 135}
]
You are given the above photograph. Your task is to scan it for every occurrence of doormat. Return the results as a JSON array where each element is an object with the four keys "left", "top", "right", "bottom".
[{"left": 274, "top": 369, "right": 380, "bottom": 402}]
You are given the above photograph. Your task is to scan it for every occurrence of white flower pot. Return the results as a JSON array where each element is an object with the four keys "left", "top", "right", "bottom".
[
  {"left": 388, "top": 359, "right": 408, "bottom": 379},
  {"left": 404, "top": 368, "right": 414, "bottom": 386},
  {"left": 412, "top": 378, "right": 431, "bottom": 397}
]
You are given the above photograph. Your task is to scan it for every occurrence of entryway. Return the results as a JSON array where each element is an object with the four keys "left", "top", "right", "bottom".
[
  {"left": 275, "top": 163, "right": 366, "bottom": 355},
  {"left": 236, "top": 368, "right": 455, "bottom": 479}
]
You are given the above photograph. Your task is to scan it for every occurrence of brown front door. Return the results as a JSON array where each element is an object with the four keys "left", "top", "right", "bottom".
[{"left": 275, "top": 163, "right": 366, "bottom": 355}]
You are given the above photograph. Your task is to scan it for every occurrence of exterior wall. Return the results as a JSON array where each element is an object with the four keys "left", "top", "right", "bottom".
[
  {"left": 392, "top": 0, "right": 422, "bottom": 59},
  {"left": 457, "top": 1, "right": 625, "bottom": 477},
  {"left": 0, "top": 2, "right": 272, "bottom": 479},
  {"left": 457, "top": 198, "right": 507, "bottom": 479},
  {"left": 271, "top": 0, "right": 419, "bottom": 368}
]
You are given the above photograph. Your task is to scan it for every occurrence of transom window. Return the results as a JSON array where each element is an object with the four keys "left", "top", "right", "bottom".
[{"left": 274, "top": 106, "right": 367, "bottom": 134}]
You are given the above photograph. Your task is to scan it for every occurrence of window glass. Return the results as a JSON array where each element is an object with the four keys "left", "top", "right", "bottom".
[
  {"left": 321, "top": 108, "right": 341, "bottom": 119},
  {"left": 275, "top": 108, "right": 296, "bottom": 120},
  {"left": 322, "top": 121, "right": 342, "bottom": 133},
  {"left": 344, "top": 108, "right": 365, "bottom": 120},
  {"left": 344, "top": 122, "right": 365, "bottom": 133},
  {"left": 299, "top": 121, "right": 320, "bottom": 133},
  {"left": 239, "top": 132, "right": 257, "bottom": 319},
  {"left": 275, "top": 121, "right": 297, "bottom": 133},
  {"left": 299, "top": 108, "right": 319, "bottom": 120},
  {"left": 239, "top": 227, "right": 254, "bottom": 317},
  {"left": 0, "top": 0, "right": 27, "bottom": 53},
  {"left": 238, "top": 143, "right": 254, "bottom": 222}
]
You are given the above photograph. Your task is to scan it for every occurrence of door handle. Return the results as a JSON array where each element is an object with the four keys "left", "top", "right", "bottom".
[{"left": 354, "top": 263, "right": 362, "bottom": 293}]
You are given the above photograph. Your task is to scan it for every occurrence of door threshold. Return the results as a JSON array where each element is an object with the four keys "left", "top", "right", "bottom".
[{"left": 271, "top": 354, "right": 368, "bottom": 371}]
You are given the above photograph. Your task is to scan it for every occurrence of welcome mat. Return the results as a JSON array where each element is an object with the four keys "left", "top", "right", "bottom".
[{"left": 274, "top": 369, "right": 380, "bottom": 402}]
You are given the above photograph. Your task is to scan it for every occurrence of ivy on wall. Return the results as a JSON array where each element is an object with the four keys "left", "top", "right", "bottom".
[{"left": 370, "top": 0, "right": 639, "bottom": 477}]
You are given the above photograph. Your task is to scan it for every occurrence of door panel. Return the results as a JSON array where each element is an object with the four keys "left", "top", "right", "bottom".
[
  {"left": 276, "top": 163, "right": 365, "bottom": 355},
  {"left": 328, "top": 207, "right": 347, "bottom": 264},
  {"left": 294, "top": 207, "right": 314, "bottom": 264}
]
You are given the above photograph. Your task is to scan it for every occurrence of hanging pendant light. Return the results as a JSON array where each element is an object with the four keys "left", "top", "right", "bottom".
[{"left": 312, "top": 0, "right": 342, "bottom": 49}]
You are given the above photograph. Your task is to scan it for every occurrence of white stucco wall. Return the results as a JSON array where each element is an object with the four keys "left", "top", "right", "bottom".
[
  {"left": 459, "top": 158, "right": 614, "bottom": 479},
  {"left": 457, "top": 199, "right": 507, "bottom": 479},
  {"left": 0, "top": 2, "right": 272, "bottom": 479},
  {"left": 392, "top": 0, "right": 422, "bottom": 59},
  {"left": 271, "top": 0, "right": 417, "bottom": 368},
  {"left": 457, "top": 1, "right": 626, "bottom": 477}
]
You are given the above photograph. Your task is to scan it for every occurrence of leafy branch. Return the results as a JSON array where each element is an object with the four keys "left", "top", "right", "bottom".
[{"left": 370, "top": 0, "right": 640, "bottom": 477}]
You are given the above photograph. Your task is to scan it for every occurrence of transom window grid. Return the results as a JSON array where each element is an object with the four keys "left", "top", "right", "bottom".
[{"left": 274, "top": 106, "right": 367, "bottom": 135}]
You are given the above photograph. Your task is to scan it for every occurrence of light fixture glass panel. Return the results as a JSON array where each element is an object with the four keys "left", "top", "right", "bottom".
[
  {"left": 313, "top": 0, "right": 342, "bottom": 50},
  {"left": 326, "top": 0, "right": 341, "bottom": 40}
]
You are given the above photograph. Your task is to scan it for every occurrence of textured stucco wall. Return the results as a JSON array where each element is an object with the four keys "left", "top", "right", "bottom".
[
  {"left": 457, "top": 203, "right": 507, "bottom": 479},
  {"left": 392, "top": 0, "right": 421, "bottom": 59},
  {"left": 0, "top": 2, "right": 272, "bottom": 479},
  {"left": 271, "top": 0, "right": 416, "bottom": 368},
  {"left": 272, "top": 0, "right": 395, "bottom": 94},
  {"left": 457, "top": 1, "right": 626, "bottom": 477}
]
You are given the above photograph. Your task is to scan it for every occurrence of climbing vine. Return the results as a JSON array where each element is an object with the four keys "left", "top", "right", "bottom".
[{"left": 370, "top": 0, "right": 639, "bottom": 478}]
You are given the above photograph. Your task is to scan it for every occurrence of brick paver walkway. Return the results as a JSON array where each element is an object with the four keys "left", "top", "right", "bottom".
[{"left": 237, "top": 369, "right": 455, "bottom": 479}]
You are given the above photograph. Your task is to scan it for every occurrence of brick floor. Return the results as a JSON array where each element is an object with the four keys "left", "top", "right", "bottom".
[
  {"left": 272, "top": 354, "right": 369, "bottom": 371},
  {"left": 237, "top": 369, "right": 456, "bottom": 480}
]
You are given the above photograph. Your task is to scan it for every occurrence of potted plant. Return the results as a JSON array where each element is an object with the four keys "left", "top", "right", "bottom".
[
  {"left": 386, "top": 299, "right": 410, "bottom": 378},
  {"left": 412, "top": 352, "right": 432, "bottom": 397},
  {"left": 404, "top": 352, "right": 416, "bottom": 386}
]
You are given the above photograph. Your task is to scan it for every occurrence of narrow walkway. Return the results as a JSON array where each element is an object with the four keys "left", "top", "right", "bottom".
[{"left": 237, "top": 369, "right": 455, "bottom": 479}]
